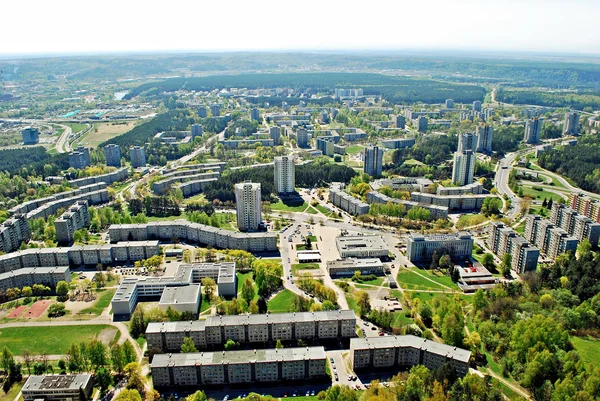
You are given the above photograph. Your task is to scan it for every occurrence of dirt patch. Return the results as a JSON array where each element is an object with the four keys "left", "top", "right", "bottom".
[
  {"left": 26, "top": 300, "right": 52, "bottom": 318},
  {"left": 79, "top": 122, "right": 136, "bottom": 148},
  {"left": 98, "top": 328, "right": 117, "bottom": 345},
  {"left": 7, "top": 305, "right": 27, "bottom": 318}
]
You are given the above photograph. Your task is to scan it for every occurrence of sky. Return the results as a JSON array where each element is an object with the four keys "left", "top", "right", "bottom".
[{"left": 2, "top": 0, "right": 600, "bottom": 56}]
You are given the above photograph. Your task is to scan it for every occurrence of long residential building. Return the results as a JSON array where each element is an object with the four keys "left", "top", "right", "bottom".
[
  {"left": 524, "top": 215, "right": 578, "bottom": 258},
  {"left": 487, "top": 222, "right": 539, "bottom": 273},
  {"left": 381, "top": 137, "right": 415, "bottom": 150},
  {"left": 9, "top": 183, "right": 107, "bottom": 216},
  {"left": 153, "top": 171, "right": 221, "bottom": 195},
  {"left": 0, "top": 214, "right": 30, "bottom": 254},
  {"left": 175, "top": 178, "right": 219, "bottom": 198},
  {"left": 436, "top": 182, "right": 483, "bottom": 196},
  {"left": 551, "top": 202, "right": 600, "bottom": 247},
  {"left": 567, "top": 192, "right": 600, "bottom": 224},
  {"left": 65, "top": 167, "right": 129, "bottom": 188},
  {"left": 366, "top": 191, "right": 448, "bottom": 220},
  {"left": 406, "top": 232, "right": 473, "bottom": 263},
  {"left": 0, "top": 266, "right": 70, "bottom": 292},
  {"left": 350, "top": 336, "right": 470, "bottom": 377},
  {"left": 161, "top": 163, "right": 227, "bottom": 176},
  {"left": 329, "top": 182, "right": 370, "bottom": 215},
  {"left": 108, "top": 221, "right": 277, "bottom": 252},
  {"left": 410, "top": 192, "right": 489, "bottom": 211},
  {"left": 112, "top": 262, "right": 236, "bottom": 318},
  {"left": 152, "top": 347, "right": 327, "bottom": 387},
  {"left": 0, "top": 241, "right": 159, "bottom": 275},
  {"left": 146, "top": 309, "right": 356, "bottom": 352},
  {"left": 55, "top": 201, "right": 90, "bottom": 245}
]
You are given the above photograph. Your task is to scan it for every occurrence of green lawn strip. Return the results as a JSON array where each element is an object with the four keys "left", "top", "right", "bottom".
[
  {"left": 397, "top": 269, "right": 446, "bottom": 290},
  {"left": 307, "top": 235, "right": 318, "bottom": 242},
  {"left": 520, "top": 186, "right": 564, "bottom": 202},
  {"left": 291, "top": 263, "right": 320, "bottom": 276},
  {"left": 268, "top": 289, "right": 301, "bottom": 313},
  {"left": 65, "top": 122, "right": 88, "bottom": 133},
  {"left": 392, "top": 311, "right": 414, "bottom": 328},
  {"left": 345, "top": 145, "right": 364, "bottom": 155},
  {"left": 456, "top": 214, "right": 487, "bottom": 229},
  {"left": 271, "top": 200, "right": 308, "bottom": 213},
  {"left": 236, "top": 272, "right": 259, "bottom": 302},
  {"left": 304, "top": 206, "right": 319, "bottom": 215},
  {"left": 136, "top": 337, "right": 147, "bottom": 349},
  {"left": 80, "top": 288, "right": 116, "bottom": 315},
  {"left": 404, "top": 291, "right": 440, "bottom": 303},
  {"left": 200, "top": 297, "right": 212, "bottom": 313},
  {"left": 572, "top": 336, "right": 600, "bottom": 368},
  {"left": 0, "top": 380, "right": 23, "bottom": 401},
  {"left": 403, "top": 159, "right": 424, "bottom": 166},
  {"left": 0, "top": 325, "right": 113, "bottom": 355},
  {"left": 344, "top": 293, "right": 360, "bottom": 316}
]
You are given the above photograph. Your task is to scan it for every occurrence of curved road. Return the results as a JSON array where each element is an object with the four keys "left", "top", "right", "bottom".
[{"left": 55, "top": 124, "right": 73, "bottom": 153}]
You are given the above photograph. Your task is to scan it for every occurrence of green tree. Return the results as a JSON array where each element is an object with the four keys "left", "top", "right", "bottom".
[
  {"left": 501, "top": 253, "right": 512, "bottom": 277},
  {"left": 186, "top": 391, "right": 208, "bottom": 401},
  {"left": 241, "top": 278, "right": 255, "bottom": 305},
  {"left": 224, "top": 339, "right": 238, "bottom": 350},
  {"left": 110, "top": 344, "right": 125, "bottom": 373},
  {"left": 482, "top": 253, "right": 495, "bottom": 271},
  {"left": 355, "top": 291, "right": 371, "bottom": 317},
  {"left": 201, "top": 277, "right": 217, "bottom": 301},
  {"left": 181, "top": 337, "right": 198, "bottom": 353},
  {"left": 56, "top": 280, "right": 69, "bottom": 297},
  {"left": 275, "top": 339, "right": 284, "bottom": 349},
  {"left": 96, "top": 367, "right": 113, "bottom": 395},
  {"left": 115, "top": 389, "right": 142, "bottom": 401}
]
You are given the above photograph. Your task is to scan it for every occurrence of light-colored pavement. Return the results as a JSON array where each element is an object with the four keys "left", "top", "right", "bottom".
[{"left": 55, "top": 124, "right": 73, "bottom": 153}]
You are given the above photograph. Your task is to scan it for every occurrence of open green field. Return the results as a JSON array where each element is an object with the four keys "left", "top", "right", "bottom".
[
  {"left": 572, "top": 336, "right": 600, "bottom": 367},
  {"left": 345, "top": 145, "right": 364, "bottom": 155},
  {"left": 271, "top": 200, "right": 309, "bottom": 213},
  {"left": 236, "top": 272, "right": 259, "bottom": 302},
  {"left": 520, "top": 186, "right": 565, "bottom": 202},
  {"left": 305, "top": 206, "right": 318, "bottom": 215},
  {"left": 65, "top": 122, "right": 88, "bottom": 133},
  {"left": 292, "top": 263, "right": 320, "bottom": 276},
  {"left": 0, "top": 325, "right": 114, "bottom": 355},
  {"left": 345, "top": 293, "right": 360, "bottom": 316},
  {"left": 268, "top": 289, "right": 300, "bottom": 313},
  {"left": 397, "top": 268, "right": 447, "bottom": 290},
  {"left": 392, "top": 311, "right": 413, "bottom": 328},
  {"left": 403, "top": 158, "right": 425, "bottom": 166},
  {"left": 314, "top": 204, "right": 335, "bottom": 217},
  {"left": 350, "top": 277, "right": 386, "bottom": 286},
  {"left": 80, "top": 288, "right": 116, "bottom": 315},
  {"left": 456, "top": 214, "right": 487, "bottom": 229},
  {"left": 76, "top": 121, "right": 136, "bottom": 148}
]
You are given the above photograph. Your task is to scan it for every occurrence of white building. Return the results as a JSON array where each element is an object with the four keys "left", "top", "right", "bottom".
[
  {"left": 235, "top": 182, "right": 262, "bottom": 232},
  {"left": 452, "top": 133, "right": 476, "bottom": 186},
  {"left": 274, "top": 156, "right": 295, "bottom": 194},
  {"left": 524, "top": 118, "right": 543, "bottom": 144}
]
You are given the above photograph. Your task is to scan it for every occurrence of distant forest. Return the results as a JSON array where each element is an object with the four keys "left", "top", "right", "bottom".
[
  {"left": 538, "top": 133, "right": 600, "bottom": 194},
  {"left": 125, "top": 73, "right": 486, "bottom": 104},
  {"left": 0, "top": 147, "right": 69, "bottom": 177}
]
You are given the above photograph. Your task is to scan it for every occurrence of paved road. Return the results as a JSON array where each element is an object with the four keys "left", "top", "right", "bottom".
[
  {"left": 494, "top": 151, "right": 522, "bottom": 220},
  {"left": 55, "top": 124, "right": 73, "bottom": 153}
]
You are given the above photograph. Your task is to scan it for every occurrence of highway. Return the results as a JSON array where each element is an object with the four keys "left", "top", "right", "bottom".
[
  {"left": 494, "top": 150, "right": 523, "bottom": 220},
  {"left": 55, "top": 124, "right": 73, "bottom": 153}
]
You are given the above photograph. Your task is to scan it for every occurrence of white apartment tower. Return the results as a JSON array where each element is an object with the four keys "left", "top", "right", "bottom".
[
  {"left": 235, "top": 181, "right": 262, "bottom": 232},
  {"left": 452, "top": 133, "right": 476, "bottom": 186},
  {"left": 274, "top": 156, "right": 295, "bottom": 194}
]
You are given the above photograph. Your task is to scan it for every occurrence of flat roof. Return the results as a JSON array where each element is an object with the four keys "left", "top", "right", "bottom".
[
  {"left": 159, "top": 284, "right": 201, "bottom": 305},
  {"left": 151, "top": 346, "right": 326, "bottom": 368},
  {"left": 23, "top": 374, "right": 92, "bottom": 391},
  {"left": 351, "top": 335, "right": 471, "bottom": 363},
  {"left": 336, "top": 235, "right": 387, "bottom": 251}
]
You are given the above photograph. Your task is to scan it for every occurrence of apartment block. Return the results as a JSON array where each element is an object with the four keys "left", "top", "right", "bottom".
[
  {"left": 69, "top": 146, "right": 91, "bottom": 169},
  {"left": 329, "top": 182, "right": 370, "bottom": 215},
  {"left": 350, "top": 336, "right": 470, "bottom": 377},
  {"left": 567, "top": 192, "right": 600, "bottom": 224},
  {"left": 274, "top": 155, "right": 295, "bottom": 194},
  {"left": 146, "top": 310, "right": 355, "bottom": 351},
  {"left": 381, "top": 137, "right": 415, "bottom": 149},
  {"left": 66, "top": 167, "right": 129, "bottom": 188},
  {"left": 151, "top": 347, "right": 327, "bottom": 387},
  {"left": 436, "top": 182, "right": 483, "bottom": 196},
  {"left": 153, "top": 171, "right": 220, "bottom": 195},
  {"left": 475, "top": 125, "right": 493, "bottom": 153},
  {"left": 0, "top": 266, "right": 70, "bottom": 292},
  {"left": 524, "top": 118, "right": 543, "bottom": 144},
  {"left": 104, "top": 144, "right": 121, "bottom": 167},
  {"left": 22, "top": 127, "right": 40, "bottom": 145},
  {"left": 363, "top": 146, "right": 384, "bottom": 177},
  {"left": 0, "top": 214, "right": 31, "bottom": 254},
  {"left": 525, "top": 215, "right": 578, "bottom": 258},
  {"left": 407, "top": 232, "right": 473, "bottom": 263},
  {"left": 410, "top": 192, "right": 489, "bottom": 211},
  {"left": 130, "top": 146, "right": 146, "bottom": 168},
  {"left": 563, "top": 111, "right": 579, "bottom": 136},
  {"left": 55, "top": 201, "right": 90, "bottom": 245},
  {"left": 551, "top": 202, "right": 600, "bottom": 247},
  {"left": 235, "top": 181, "right": 262, "bottom": 232},
  {"left": 487, "top": 222, "right": 539, "bottom": 273}
]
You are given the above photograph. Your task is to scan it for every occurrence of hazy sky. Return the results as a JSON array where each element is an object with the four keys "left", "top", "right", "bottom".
[{"left": 3, "top": 0, "right": 600, "bottom": 55}]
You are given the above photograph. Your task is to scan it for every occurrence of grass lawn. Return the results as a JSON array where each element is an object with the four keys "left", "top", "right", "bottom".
[
  {"left": 514, "top": 220, "right": 526, "bottom": 235},
  {"left": 353, "top": 277, "right": 386, "bottom": 286},
  {"left": 456, "top": 214, "right": 487, "bottom": 229},
  {"left": 65, "top": 122, "right": 88, "bottom": 133},
  {"left": 314, "top": 204, "right": 334, "bottom": 217},
  {"left": 397, "top": 268, "right": 446, "bottom": 290},
  {"left": 403, "top": 158, "right": 425, "bottom": 166},
  {"left": 77, "top": 122, "right": 135, "bottom": 148},
  {"left": 268, "top": 289, "right": 301, "bottom": 313},
  {"left": 200, "top": 297, "right": 212, "bottom": 313},
  {"left": 572, "top": 336, "right": 600, "bottom": 367},
  {"left": 80, "top": 288, "right": 116, "bottom": 315},
  {"left": 520, "top": 186, "right": 565, "bottom": 202},
  {"left": 392, "top": 311, "right": 413, "bottom": 328},
  {"left": 405, "top": 291, "right": 439, "bottom": 303},
  {"left": 345, "top": 293, "right": 360, "bottom": 316},
  {"left": 0, "top": 325, "right": 113, "bottom": 355},
  {"left": 345, "top": 145, "right": 364, "bottom": 155},
  {"left": 270, "top": 200, "right": 308, "bottom": 213},
  {"left": 292, "top": 263, "right": 320, "bottom": 276},
  {"left": 0, "top": 380, "right": 23, "bottom": 401},
  {"left": 305, "top": 206, "right": 318, "bottom": 215},
  {"left": 146, "top": 215, "right": 184, "bottom": 222},
  {"left": 236, "top": 272, "right": 259, "bottom": 302},
  {"left": 307, "top": 235, "right": 318, "bottom": 242}
]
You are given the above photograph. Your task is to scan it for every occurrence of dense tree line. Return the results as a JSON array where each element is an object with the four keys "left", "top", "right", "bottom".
[
  {"left": 496, "top": 87, "right": 600, "bottom": 109},
  {"left": 538, "top": 133, "right": 600, "bottom": 194},
  {"left": 128, "top": 196, "right": 181, "bottom": 217},
  {"left": 225, "top": 119, "right": 259, "bottom": 138},
  {"left": 0, "top": 147, "right": 69, "bottom": 177},
  {"left": 391, "top": 134, "right": 457, "bottom": 166},
  {"left": 490, "top": 125, "right": 523, "bottom": 156}
]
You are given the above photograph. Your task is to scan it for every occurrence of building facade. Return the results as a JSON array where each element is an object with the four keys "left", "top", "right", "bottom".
[
  {"left": 550, "top": 203, "right": 600, "bottom": 247},
  {"left": 69, "top": 146, "right": 91, "bottom": 169},
  {"left": 452, "top": 133, "right": 476, "bottom": 186},
  {"left": 235, "top": 182, "right": 262, "bottom": 232},
  {"left": 336, "top": 235, "right": 388, "bottom": 258},
  {"left": 524, "top": 118, "right": 543, "bottom": 144},
  {"left": 407, "top": 232, "right": 473, "bottom": 263},
  {"left": 475, "top": 125, "right": 493, "bottom": 153},
  {"left": 524, "top": 215, "right": 578, "bottom": 258},
  {"left": 350, "top": 336, "right": 470, "bottom": 377},
  {"left": 55, "top": 201, "right": 90, "bottom": 244},
  {"left": 329, "top": 183, "right": 370, "bottom": 215},
  {"left": 104, "top": 144, "right": 121, "bottom": 167},
  {"left": 22, "top": 375, "right": 93, "bottom": 401},
  {"left": 274, "top": 156, "right": 295, "bottom": 194},
  {"left": 22, "top": 127, "right": 40, "bottom": 144},
  {"left": 563, "top": 111, "right": 579, "bottom": 136},
  {"left": 130, "top": 146, "right": 146, "bottom": 168},
  {"left": 487, "top": 222, "right": 539, "bottom": 274},
  {"left": 363, "top": 146, "right": 384, "bottom": 177}
]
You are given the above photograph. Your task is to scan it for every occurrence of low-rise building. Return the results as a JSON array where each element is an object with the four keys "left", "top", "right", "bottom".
[
  {"left": 406, "top": 232, "right": 473, "bottom": 263},
  {"left": 350, "top": 336, "right": 470, "bottom": 377},
  {"left": 152, "top": 347, "right": 327, "bottom": 387},
  {"left": 329, "top": 183, "right": 370, "bottom": 215},
  {"left": 326, "top": 258, "right": 384, "bottom": 277},
  {"left": 336, "top": 235, "right": 388, "bottom": 258},
  {"left": 158, "top": 284, "right": 201, "bottom": 315},
  {"left": 22, "top": 374, "right": 93, "bottom": 401},
  {"left": 381, "top": 137, "right": 416, "bottom": 149}
]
